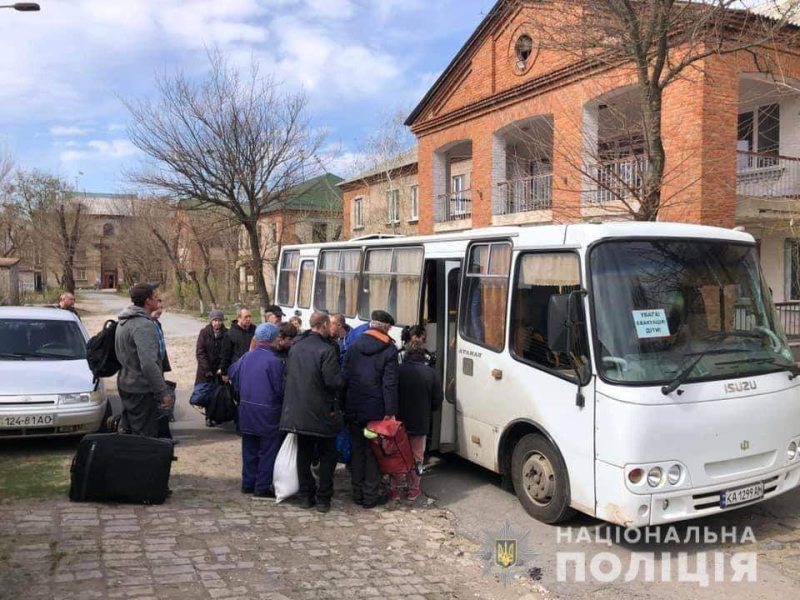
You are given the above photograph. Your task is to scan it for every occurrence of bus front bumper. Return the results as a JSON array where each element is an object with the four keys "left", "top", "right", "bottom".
[{"left": 595, "top": 460, "right": 800, "bottom": 528}]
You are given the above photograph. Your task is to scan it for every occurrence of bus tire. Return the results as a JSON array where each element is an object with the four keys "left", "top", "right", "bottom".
[{"left": 511, "top": 433, "right": 574, "bottom": 524}]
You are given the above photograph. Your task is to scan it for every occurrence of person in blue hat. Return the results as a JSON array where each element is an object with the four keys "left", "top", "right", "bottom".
[{"left": 228, "top": 322, "right": 284, "bottom": 498}]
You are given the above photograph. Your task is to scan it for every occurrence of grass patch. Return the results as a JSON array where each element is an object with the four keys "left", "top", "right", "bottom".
[{"left": 0, "top": 452, "right": 72, "bottom": 500}]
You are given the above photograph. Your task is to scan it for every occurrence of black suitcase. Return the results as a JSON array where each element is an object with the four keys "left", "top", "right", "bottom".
[{"left": 69, "top": 433, "right": 176, "bottom": 504}]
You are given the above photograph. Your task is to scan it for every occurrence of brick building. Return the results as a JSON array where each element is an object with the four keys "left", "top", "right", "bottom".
[
  {"left": 239, "top": 173, "right": 344, "bottom": 296},
  {"left": 341, "top": 0, "right": 800, "bottom": 311}
]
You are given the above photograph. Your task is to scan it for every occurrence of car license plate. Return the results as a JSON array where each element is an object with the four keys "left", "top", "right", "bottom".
[
  {"left": 0, "top": 414, "right": 55, "bottom": 428},
  {"left": 721, "top": 482, "right": 764, "bottom": 508}
]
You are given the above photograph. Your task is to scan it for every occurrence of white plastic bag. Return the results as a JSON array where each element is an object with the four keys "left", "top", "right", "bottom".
[{"left": 273, "top": 433, "right": 299, "bottom": 503}]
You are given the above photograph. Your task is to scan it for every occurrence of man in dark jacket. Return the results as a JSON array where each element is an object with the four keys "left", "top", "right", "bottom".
[
  {"left": 220, "top": 308, "right": 255, "bottom": 379},
  {"left": 280, "top": 312, "right": 344, "bottom": 513},
  {"left": 394, "top": 340, "right": 443, "bottom": 500},
  {"left": 114, "top": 283, "right": 173, "bottom": 437},
  {"left": 343, "top": 310, "right": 399, "bottom": 508},
  {"left": 195, "top": 309, "right": 227, "bottom": 384},
  {"left": 228, "top": 323, "right": 284, "bottom": 498}
]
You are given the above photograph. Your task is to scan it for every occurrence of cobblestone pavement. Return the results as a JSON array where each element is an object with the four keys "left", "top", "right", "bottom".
[{"left": 0, "top": 468, "right": 540, "bottom": 600}]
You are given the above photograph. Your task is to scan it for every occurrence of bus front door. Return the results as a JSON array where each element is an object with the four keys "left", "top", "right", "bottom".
[{"left": 438, "top": 261, "right": 461, "bottom": 450}]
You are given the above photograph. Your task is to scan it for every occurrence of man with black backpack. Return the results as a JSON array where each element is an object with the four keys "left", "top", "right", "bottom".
[{"left": 114, "top": 283, "right": 173, "bottom": 437}]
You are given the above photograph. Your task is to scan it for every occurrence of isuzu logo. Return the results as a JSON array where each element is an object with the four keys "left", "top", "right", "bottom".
[{"left": 725, "top": 380, "right": 757, "bottom": 394}]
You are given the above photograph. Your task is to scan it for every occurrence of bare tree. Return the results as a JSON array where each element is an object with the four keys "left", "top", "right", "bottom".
[
  {"left": 523, "top": 0, "right": 800, "bottom": 220},
  {"left": 12, "top": 171, "right": 86, "bottom": 293},
  {"left": 124, "top": 49, "right": 324, "bottom": 317},
  {"left": 352, "top": 109, "right": 416, "bottom": 233}
]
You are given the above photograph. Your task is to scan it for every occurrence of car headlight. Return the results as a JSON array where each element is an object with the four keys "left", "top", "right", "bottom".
[
  {"left": 788, "top": 441, "right": 797, "bottom": 461},
  {"left": 59, "top": 393, "right": 91, "bottom": 405},
  {"left": 667, "top": 464, "right": 682, "bottom": 485},
  {"left": 647, "top": 467, "right": 663, "bottom": 487}
]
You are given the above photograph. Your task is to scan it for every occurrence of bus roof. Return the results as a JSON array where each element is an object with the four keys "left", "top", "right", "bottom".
[{"left": 281, "top": 222, "right": 754, "bottom": 253}]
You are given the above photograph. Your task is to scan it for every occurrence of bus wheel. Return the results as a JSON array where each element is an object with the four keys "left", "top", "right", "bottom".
[{"left": 511, "top": 434, "right": 574, "bottom": 524}]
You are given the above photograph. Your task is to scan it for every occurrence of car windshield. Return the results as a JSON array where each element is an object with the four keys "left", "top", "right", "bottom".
[
  {"left": 0, "top": 319, "right": 87, "bottom": 360},
  {"left": 590, "top": 240, "right": 794, "bottom": 385}
]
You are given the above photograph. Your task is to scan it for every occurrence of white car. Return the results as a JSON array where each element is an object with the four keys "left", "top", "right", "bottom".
[{"left": 0, "top": 306, "right": 110, "bottom": 438}]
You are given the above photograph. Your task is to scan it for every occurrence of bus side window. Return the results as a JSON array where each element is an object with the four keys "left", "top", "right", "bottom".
[
  {"left": 297, "top": 260, "right": 315, "bottom": 309},
  {"left": 277, "top": 251, "right": 300, "bottom": 306},
  {"left": 511, "top": 253, "right": 582, "bottom": 374},
  {"left": 461, "top": 242, "right": 511, "bottom": 351}
]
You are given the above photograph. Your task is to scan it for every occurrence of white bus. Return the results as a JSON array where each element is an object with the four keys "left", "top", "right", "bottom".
[{"left": 275, "top": 222, "right": 800, "bottom": 527}]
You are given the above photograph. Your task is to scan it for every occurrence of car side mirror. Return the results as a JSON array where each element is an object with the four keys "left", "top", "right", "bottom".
[{"left": 547, "top": 294, "right": 571, "bottom": 355}]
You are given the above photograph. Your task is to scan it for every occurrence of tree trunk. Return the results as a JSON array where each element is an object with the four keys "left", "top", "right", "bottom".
[
  {"left": 202, "top": 266, "right": 217, "bottom": 308},
  {"left": 245, "top": 221, "right": 270, "bottom": 315},
  {"left": 173, "top": 270, "right": 186, "bottom": 309},
  {"left": 188, "top": 270, "right": 205, "bottom": 314},
  {"left": 62, "top": 252, "right": 75, "bottom": 294},
  {"left": 638, "top": 83, "right": 666, "bottom": 221}
]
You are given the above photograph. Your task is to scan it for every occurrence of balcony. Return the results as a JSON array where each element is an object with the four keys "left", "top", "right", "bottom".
[
  {"left": 737, "top": 151, "right": 800, "bottom": 198},
  {"left": 585, "top": 155, "right": 649, "bottom": 205},
  {"left": 775, "top": 302, "right": 800, "bottom": 340},
  {"left": 434, "top": 189, "right": 472, "bottom": 223},
  {"left": 495, "top": 174, "right": 552, "bottom": 215}
]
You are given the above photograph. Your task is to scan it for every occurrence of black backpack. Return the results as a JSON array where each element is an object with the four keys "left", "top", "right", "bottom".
[
  {"left": 205, "top": 384, "right": 237, "bottom": 425},
  {"left": 87, "top": 320, "right": 120, "bottom": 380}
]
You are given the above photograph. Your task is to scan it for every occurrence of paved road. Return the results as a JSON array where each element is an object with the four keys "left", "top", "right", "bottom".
[
  {"left": 424, "top": 447, "right": 800, "bottom": 598},
  {"left": 82, "top": 291, "right": 225, "bottom": 434}
]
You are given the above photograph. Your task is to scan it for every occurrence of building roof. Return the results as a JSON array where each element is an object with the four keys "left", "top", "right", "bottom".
[
  {"left": 405, "top": 0, "right": 508, "bottom": 127},
  {"left": 0, "top": 257, "right": 20, "bottom": 268},
  {"left": 69, "top": 192, "right": 135, "bottom": 216},
  {"left": 338, "top": 147, "right": 419, "bottom": 188},
  {"left": 265, "top": 173, "right": 344, "bottom": 213}
]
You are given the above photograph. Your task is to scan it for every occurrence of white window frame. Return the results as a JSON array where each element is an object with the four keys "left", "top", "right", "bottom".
[
  {"left": 409, "top": 185, "right": 419, "bottom": 222},
  {"left": 76, "top": 268, "right": 87, "bottom": 282},
  {"left": 387, "top": 189, "right": 400, "bottom": 224},
  {"left": 353, "top": 197, "right": 364, "bottom": 229},
  {"left": 452, "top": 174, "right": 466, "bottom": 215}
]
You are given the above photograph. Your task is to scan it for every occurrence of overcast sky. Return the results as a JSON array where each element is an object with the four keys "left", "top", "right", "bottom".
[{"left": 0, "top": 0, "right": 490, "bottom": 193}]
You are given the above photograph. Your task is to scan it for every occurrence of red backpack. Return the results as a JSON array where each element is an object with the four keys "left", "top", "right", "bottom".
[{"left": 366, "top": 419, "right": 415, "bottom": 475}]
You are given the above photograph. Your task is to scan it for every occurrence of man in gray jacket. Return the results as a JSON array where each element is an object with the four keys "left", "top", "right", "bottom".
[{"left": 115, "top": 283, "right": 173, "bottom": 437}]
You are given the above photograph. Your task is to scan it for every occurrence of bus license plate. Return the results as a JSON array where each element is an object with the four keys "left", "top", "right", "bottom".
[
  {"left": 0, "top": 414, "right": 54, "bottom": 428},
  {"left": 721, "top": 482, "right": 764, "bottom": 508}
]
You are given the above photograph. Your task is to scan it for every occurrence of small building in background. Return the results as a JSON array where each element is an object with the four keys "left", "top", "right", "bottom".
[{"left": 0, "top": 257, "right": 20, "bottom": 306}]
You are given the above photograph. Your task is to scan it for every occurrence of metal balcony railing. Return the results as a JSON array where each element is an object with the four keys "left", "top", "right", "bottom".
[
  {"left": 495, "top": 174, "right": 553, "bottom": 215},
  {"left": 585, "top": 156, "right": 649, "bottom": 205},
  {"left": 737, "top": 151, "right": 800, "bottom": 198},
  {"left": 434, "top": 189, "right": 472, "bottom": 223},
  {"left": 775, "top": 302, "right": 800, "bottom": 339}
]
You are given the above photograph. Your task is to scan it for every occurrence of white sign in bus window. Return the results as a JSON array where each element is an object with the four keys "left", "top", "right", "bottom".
[{"left": 632, "top": 309, "right": 670, "bottom": 339}]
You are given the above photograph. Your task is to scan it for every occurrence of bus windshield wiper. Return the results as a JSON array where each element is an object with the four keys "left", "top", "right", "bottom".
[
  {"left": 661, "top": 348, "right": 742, "bottom": 396},
  {"left": 0, "top": 352, "right": 26, "bottom": 360},
  {"left": 716, "top": 356, "right": 800, "bottom": 380}
]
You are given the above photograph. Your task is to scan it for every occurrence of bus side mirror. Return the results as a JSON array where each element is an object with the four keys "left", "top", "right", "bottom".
[{"left": 547, "top": 294, "right": 571, "bottom": 354}]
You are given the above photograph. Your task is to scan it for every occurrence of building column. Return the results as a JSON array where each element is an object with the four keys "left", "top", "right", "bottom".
[
  {"left": 551, "top": 96, "right": 584, "bottom": 223},
  {"left": 660, "top": 56, "right": 738, "bottom": 226},
  {"left": 490, "top": 132, "right": 507, "bottom": 217},
  {"left": 471, "top": 134, "right": 492, "bottom": 228}
]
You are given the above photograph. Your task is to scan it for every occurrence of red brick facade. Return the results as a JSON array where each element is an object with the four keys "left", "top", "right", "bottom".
[{"left": 389, "top": 1, "right": 800, "bottom": 234}]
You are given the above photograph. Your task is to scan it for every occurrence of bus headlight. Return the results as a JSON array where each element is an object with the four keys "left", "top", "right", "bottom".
[
  {"left": 647, "top": 467, "right": 663, "bottom": 487},
  {"left": 788, "top": 441, "right": 797, "bottom": 462},
  {"left": 667, "top": 464, "right": 682, "bottom": 485}
]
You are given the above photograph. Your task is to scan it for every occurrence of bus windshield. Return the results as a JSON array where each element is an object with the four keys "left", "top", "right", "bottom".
[{"left": 590, "top": 239, "right": 794, "bottom": 385}]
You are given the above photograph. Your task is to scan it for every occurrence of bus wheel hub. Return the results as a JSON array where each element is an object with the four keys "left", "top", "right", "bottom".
[{"left": 523, "top": 452, "right": 554, "bottom": 505}]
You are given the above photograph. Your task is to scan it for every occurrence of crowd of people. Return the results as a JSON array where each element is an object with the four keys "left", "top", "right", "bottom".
[{"left": 111, "top": 283, "right": 442, "bottom": 513}]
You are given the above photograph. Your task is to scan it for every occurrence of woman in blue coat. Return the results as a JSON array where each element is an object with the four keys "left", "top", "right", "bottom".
[{"left": 228, "top": 323, "right": 284, "bottom": 498}]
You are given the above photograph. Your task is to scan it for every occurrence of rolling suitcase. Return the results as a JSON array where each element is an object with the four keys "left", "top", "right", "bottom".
[
  {"left": 365, "top": 419, "right": 415, "bottom": 475},
  {"left": 69, "top": 433, "right": 176, "bottom": 504}
]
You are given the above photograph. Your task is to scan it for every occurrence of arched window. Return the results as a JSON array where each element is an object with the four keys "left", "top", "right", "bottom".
[
  {"left": 103, "top": 222, "right": 115, "bottom": 236},
  {"left": 515, "top": 34, "right": 533, "bottom": 70}
]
